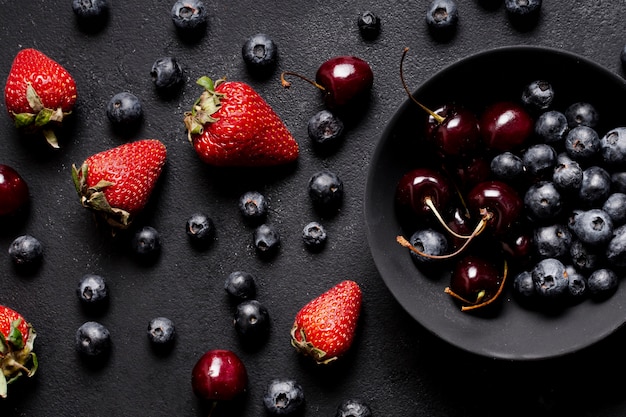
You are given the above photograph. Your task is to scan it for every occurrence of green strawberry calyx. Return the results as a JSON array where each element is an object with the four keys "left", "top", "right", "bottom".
[
  {"left": 0, "top": 318, "right": 38, "bottom": 399},
  {"left": 71, "top": 163, "right": 132, "bottom": 230},
  {"left": 290, "top": 324, "right": 338, "bottom": 365},
  {"left": 12, "top": 82, "right": 72, "bottom": 149},
  {"left": 183, "top": 76, "right": 225, "bottom": 142}
]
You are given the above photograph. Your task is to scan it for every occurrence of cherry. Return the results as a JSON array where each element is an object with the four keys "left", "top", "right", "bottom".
[
  {"left": 191, "top": 349, "right": 248, "bottom": 414},
  {"left": 446, "top": 154, "right": 490, "bottom": 191},
  {"left": 466, "top": 180, "right": 523, "bottom": 236},
  {"left": 479, "top": 101, "right": 534, "bottom": 151},
  {"left": 445, "top": 255, "right": 507, "bottom": 311},
  {"left": 0, "top": 164, "right": 29, "bottom": 216},
  {"left": 281, "top": 55, "right": 373, "bottom": 109},
  {"left": 395, "top": 167, "right": 452, "bottom": 218}
]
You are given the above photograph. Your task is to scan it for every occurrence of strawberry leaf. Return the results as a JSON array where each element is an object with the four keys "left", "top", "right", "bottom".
[
  {"left": 0, "top": 373, "right": 7, "bottom": 399},
  {"left": 8, "top": 319, "right": 24, "bottom": 350},
  {"left": 25, "top": 83, "right": 44, "bottom": 113}
]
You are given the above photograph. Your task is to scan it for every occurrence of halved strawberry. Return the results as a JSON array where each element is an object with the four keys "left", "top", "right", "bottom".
[{"left": 0, "top": 305, "right": 37, "bottom": 398}]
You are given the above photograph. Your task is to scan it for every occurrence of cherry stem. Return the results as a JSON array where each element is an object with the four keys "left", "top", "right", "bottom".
[
  {"left": 399, "top": 47, "right": 445, "bottom": 124},
  {"left": 280, "top": 71, "right": 326, "bottom": 92},
  {"left": 424, "top": 197, "right": 473, "bottom": 240},
  {"left": 207, "top": 401, "right": 217, "bottom": 417},
  {"left": 444, "top": 260, "right": 509, "bottom": 311}
]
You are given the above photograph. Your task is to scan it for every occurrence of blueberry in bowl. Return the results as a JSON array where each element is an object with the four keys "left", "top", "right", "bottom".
[{"left": 365, "top": 46, "right": 626, "bottom": 360}]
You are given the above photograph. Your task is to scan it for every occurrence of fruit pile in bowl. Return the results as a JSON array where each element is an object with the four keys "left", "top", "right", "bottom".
[{"left": 365, "top": 45, "right": 626, "bottom": 360}]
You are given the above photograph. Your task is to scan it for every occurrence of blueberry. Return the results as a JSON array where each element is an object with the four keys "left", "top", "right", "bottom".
[
  {"left": 425, "top": 0, "right": 459, "bottom": 34},
  {"left": 186, "top": 212, "right": 215, "bottom": 244},
  {"left": 150, "top": 57, "right": 184, "bottom": 90},
  {"left": 603, "top": 193, "right": 626, "bottom": 225},
  {"left": 147, "top": 317, "right": 176, "bottom": 346},
  {"left": 106, "top": 92, "right": 143, "bottom": 126},
  {"left": 521, "top": 80, "right": 554, "bottom": 112},
  {"left": 513, "top": 270, "right": 535, "bottom": 298},
  {"left": 253, "top": 224, "right": 280, "bottom": 256},
  {"left": 524, "top": 181, "right": 562, "bottom": 221},
  {"left": 77, "top": 274, "right": 109, "bottom": 306},
  {"left": 308, "top": 170, "right": 344, "bottom": 212},
  {"left": 263, "top": 378, "right": 305, "bottom": 416},
  {"left": 72, "top": 0, "right": 108, "bottom": 19},
  {"left": 522, "top": 143, "right": 556, "bottom": 179},
  {"left": 533, "top": 224, "right": 571, "bottom": 259},
  {"left": 335, "top": 398, "right": 372, "bottom": 417},
  {"left": 534, "top": 110, "right": 568, "bottom": 144},
  {"left": 357, "top": 11, "right": 381, "bottom": 39},
  {"left": 578, "top": 166, "right": 611, "bottom": 206},
  {"left": 224, "top": 271, "right": 257, "bottom": 300},
  {"left": 307, "top": 110, "right": 345, "bottom": 147},
  {"left": 8, "top": 234, "right": 43, "bottom": 267},
  {"left": 408, "top": 228, "right": 448, "bottom": 265},
  {"left": 75, "top": 321, "right": 111, "bottom": 357},
  {"left": 552, "top": 157, "right": 583, "bottom": 192},
  {"left": 587, "top": 268, "right": 618, "bottom": 299},
  {"left": 564, "top": 125, "right": 600, "bottom": 161},
  {"left": 531, "top": 258, "right": 569, "bottom": 298},
  {"left": 600, "top": 127, "right": 626, "bottom": 167},
  {"left": 606, "top": 224, "right": 626, "bottom": 267},
  {"left": 302, "top": 221, "right": 327, "bottom": 251},
  {"left": 504, "top": 0, "right": 542, "bottom": 19},
  {"left": 233, "top": 300, "right": 270, "bottom": 343},
  {"left": 565, "top": 265, "right": 587, "bottom": 298},
  {"left": 612, "top": 171, "right": 626, "bottom": 193},
  {"left": 242, "top": 33, "right": 278, "bottom": 74},
  {"left": 238, "top": 191, "right": 268, "bottom": 223},
  {"left": 131, "top": 226, "right": 162, "bottom": 260},
  {"left": 490, "top": 152, "right": 526, "bottom": 181},
  {"left": 569, "top": 239, "right": 601, "bottom": 272},
  {"left": 565, "top": 102, "right": 599, "bottom": 129},
  {"left": 569, "top": 209, "right": 614, "bottom": 246},
  {"left": 171, "top": 0, "right": 207, "bottom": 31}
]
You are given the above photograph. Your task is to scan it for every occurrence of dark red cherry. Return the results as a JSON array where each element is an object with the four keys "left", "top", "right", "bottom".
[
  {"left": 395, "top": 168, "right": 452, "bottom": 217},
  {"left": 447, "top": 155, "right": 490, "bottom": 190},
  {"left": 447, "top": 206, "right": 473, "bottom": 249},
  {"left": 480, "top": 101, "right": 534, "bottom": 151},
  {"left": 0, "top": 164, "right": 29, "bottom": 216},
  {"left": 467, "top": 180, "right": 523, "bottom": 236},
  {"left": 191, "top": 349, "right": 248, "bottom": 403},
  {"left": 427, "top": 105, "right": 480, "bottom": 157},
  {"left": 447, "top": 255, "right": 502, "bottom": 305}
]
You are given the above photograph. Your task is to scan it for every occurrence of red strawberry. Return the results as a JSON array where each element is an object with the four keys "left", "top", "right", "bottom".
[
  {"left": 0, "top": 305, "right": 38, "bottom": 398},
  {"left": 4, "top": 48, "right": 77, "bottom": 148},
  {"left": 183, "top": 76, "right": 298, "bottom": 167},
  {"left": 72, "top": 139, "right": 167, "bottom": 229},
  {"left": 290, "top": 280, "right": 362, "bottom": 364}
]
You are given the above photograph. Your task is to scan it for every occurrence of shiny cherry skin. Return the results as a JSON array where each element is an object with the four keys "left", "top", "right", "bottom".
[
  {"left": 449, "top": 255, "right": 502, "bottom": 304},
  {"left": 315, "top": 56, "right": 374, "bottom": 108},
  {"left": 0, "top": 164, "right": 29, "bottom": 216},
  {"left": 426, "top": 104, "right": 481, "bottom": 157},
  {"left": 480, "top": 101, "right": 534, "bottom": 151},
  {"left": 396, "top": 168, "right": 452, "bottom": 217},
  {"left": 467, "top": 180, "right": 523, "bottom": 236},
  {"left": 447, "top": 155, "right": 490, "bottom": 191},
  {"left": 191, "top": 349, "right": 248, "bottom": 402}
]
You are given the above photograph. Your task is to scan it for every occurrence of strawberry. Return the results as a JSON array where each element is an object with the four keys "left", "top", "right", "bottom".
[
  {"left": 0, "top": 305, "right": 38, "bottom": 398},
  {"left": 4, "top": 48, "right": 77, "bottom": 148},
  {"left": 290, "top": 280, "right": 362, "bottom": 364},
  {"left": 72, "top": 139, "right": 167, "bottom": 229},
  {"left": 183, "top": 76, "right": 299, "bottom": 167}
]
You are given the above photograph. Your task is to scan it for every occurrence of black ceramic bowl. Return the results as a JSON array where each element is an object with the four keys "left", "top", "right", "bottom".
[{"left": 365, "top": 45, "right": 626, "bottom": 360}]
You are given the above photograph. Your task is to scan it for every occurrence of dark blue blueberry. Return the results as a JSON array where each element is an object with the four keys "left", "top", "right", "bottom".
[
  {"left": 308, "top": 170, "right": 344, "bottom": 212},
  {"left": 131, "top": 226, "right": 161, "bottom": 260},
  {"left": 425, "top": 0, "right": 459, "bottom": 34},
  {"left": 564, "top": 125, "right": 600, "bottom": 161},
  {"left": 490, "top": 151, "right": 525, "bottom": 181},
  {"left": 336, "top": 398, "right": 372, "bottom": 417},
  {"left": 565, "top": 265, "right": 587, "bottom": 298},
  {"left": 242, "top": 33, "right": 278, "bottom": 74},
  {"left": 77, "top": 274, "right": 109, "bottom": 306},
  {"left": 570, "top": 209, "right": 614, "bottom": 246},
  {"left": 600, "top": 127, "right": 626, "bottom": 167},
  {"left": 263, "top": 379, "right": 305, "bottom": 416},
  {"left": 534, "top": 110, "right": 568, "bottom": 144},
  {"left": 606, "top": 224, "right": 626, "bottom": 267},
  {"left": 224, "top": 271, "right": 257, "bottom": 300},
  {"left": 171, "top": 0, "right": 207, "bottom": 31},
  {"left": 147, "top": 317, "right": 176, "bottom": 345},
  {"left": 106, "top": 92, "right": 143, "bottom": 126},
  {"left": 521, "top": 80, "right": 554, "bottom": 112},
  {"left": 357, "top": 11, "right": 381, "bottom": 40},
  {"left": 186, "top": 212, "right": 215, "bottom": 244},
  {"left": 603, "top": 193, "right": 626, "bottom": 225},
  {"left": 612, "top": 171, "right": 626, "bottom": 193},
  {"left": 522, "top": 143, "right": 556, "bottom": 178},
  {"left": 531, "top": 258, "right": 569, "bottom": 298},
  {"left": 75, "top": 321, "right": 111, "bottom": 357},
  {"left": 533, "top": 224, "right": 571, "bottom": 259},
  {"left": 307, "top": 110, "right": 345, "bottom": 147},
  {"left": 408, "top": 228, "right": 448, "bottom": 265},
  {"left": 569, "top": 239, "right": 601, "bottom": 272},
  {"left": 72, "top": 0, "right": 108, "bottom": 19},
  {"left": 565, "top": 102, "right": 599, "bottom": 129},
  {"left": 578, "top": 166, "right": 611, "bottom": 206},
  {"left": 238, "top": 191, "right": 268, "bottom": 223},
  {"left": 504, "top": 0, "right": 542, "bottom": 19},
  {"left": 8, "top": 234, "right": 43, "bottom": 267},
  {"left": 524, "top": 181, "right": 562, "bottom": 221},
  {"left": 150, "top": 57, "right": 184, "bottom": 90},
  {"left": 587, "top": 268, "right": 618, "bottom": 299},
  {"left": 552, "top": 157, "right": 583, "bottom": 192},
  {"left": 253, "top": 224, "right": 280, "bottom": 256},
  {"left": 512, "top": 270, "right": 535, "bottom": 298},
  {"left": 233, "top": 300, "right": 270, "bottom": 343},
  {"left": 302, "top": 221, "right": 327, "bottom": 251}
]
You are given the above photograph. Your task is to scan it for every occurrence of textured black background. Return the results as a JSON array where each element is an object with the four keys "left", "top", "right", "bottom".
[{"left": 0, "top": 1, "right": 625, "bottom": 416}]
